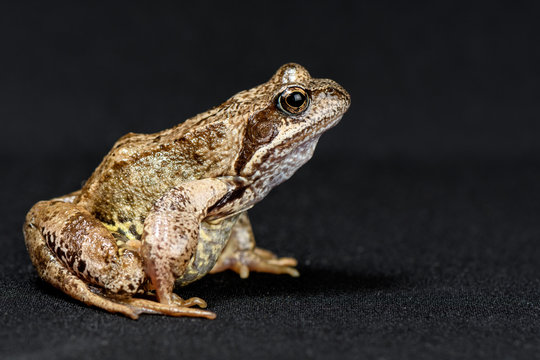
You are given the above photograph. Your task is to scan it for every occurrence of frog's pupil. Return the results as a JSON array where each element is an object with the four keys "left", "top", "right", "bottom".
[{"left": 286, "top": 92, "right": 305, "bottom": 108}]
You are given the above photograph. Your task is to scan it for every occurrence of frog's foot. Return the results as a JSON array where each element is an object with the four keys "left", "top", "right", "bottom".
[
  {"left": 210, "top": 247, "right": 299, "bottom": 278},
  {"left": 119, "top": 297, "right": 216, "bottom": 319}
]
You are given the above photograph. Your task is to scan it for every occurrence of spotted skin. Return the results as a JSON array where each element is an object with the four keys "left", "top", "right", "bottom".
[{"left": 23, "top": 63, "right": 350, "bottom": 319}]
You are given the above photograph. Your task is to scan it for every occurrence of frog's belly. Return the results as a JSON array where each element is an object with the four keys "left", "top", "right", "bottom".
[{"left": 175, "top": 214, "right": 239, "bottom": 286}]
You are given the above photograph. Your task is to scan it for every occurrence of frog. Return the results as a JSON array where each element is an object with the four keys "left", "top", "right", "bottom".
[{"left": 23, "top": 63, "right": 350, "bottom": 319}]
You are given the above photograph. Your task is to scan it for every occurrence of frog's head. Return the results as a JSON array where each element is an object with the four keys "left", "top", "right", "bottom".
[{"left": 234, "top": 63, "right": 350, "bottom": 194}]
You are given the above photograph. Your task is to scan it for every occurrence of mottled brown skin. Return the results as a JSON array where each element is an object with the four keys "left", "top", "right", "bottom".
[{"left": 23, "top": 63, "right": 351, "bottom": 319}]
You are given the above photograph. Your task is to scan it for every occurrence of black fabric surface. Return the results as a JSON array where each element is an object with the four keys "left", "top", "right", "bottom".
[{"left": 1, "top": 2, "right": 539, "bottom": 359}]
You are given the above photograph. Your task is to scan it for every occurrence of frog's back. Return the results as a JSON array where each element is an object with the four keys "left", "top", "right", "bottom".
[{"left": 75, "top": 108, "right": 245, "bottom": 229}]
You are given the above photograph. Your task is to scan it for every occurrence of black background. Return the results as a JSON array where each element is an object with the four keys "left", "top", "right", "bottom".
[{"left": 1, "top": 1, "right": 539, "bottom": 359}]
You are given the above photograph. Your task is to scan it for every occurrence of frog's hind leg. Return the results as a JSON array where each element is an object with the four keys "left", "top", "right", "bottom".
[
  {"left": 24, "top": 200, "right": 215, "bottom": 319},
  {"left": 210, "top": 212, "right": 299, "bottom": 278},
  {"left": 23, "top": 204, "right": 142, "bottom": 319}
]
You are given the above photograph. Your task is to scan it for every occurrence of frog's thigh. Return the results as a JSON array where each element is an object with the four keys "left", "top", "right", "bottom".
[
  {"left": 210, "top": 212, "right": 299, "bottom": 278},
  {"left": 24, "top": 200, "right": 144, "bottom": 319}
]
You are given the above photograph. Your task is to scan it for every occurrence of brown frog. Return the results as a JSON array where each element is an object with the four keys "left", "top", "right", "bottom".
[{"left": 23, "top": 63, "right": 350, "bottom": 319}]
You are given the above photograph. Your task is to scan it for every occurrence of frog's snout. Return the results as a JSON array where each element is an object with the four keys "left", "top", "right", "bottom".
[
  {"left": 315, "top": 78, "right": 351, "bottom": 114},
  {"left": 331, "top": 81, "right": 351, "bottom": 111},
  {"left": 337, "top": 85, "right": 351, "bottom": 108}
]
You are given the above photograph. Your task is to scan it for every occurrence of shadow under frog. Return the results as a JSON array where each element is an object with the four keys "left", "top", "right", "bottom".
[{"left": 30, "top": 266, "right": 403, "bottom": 317}]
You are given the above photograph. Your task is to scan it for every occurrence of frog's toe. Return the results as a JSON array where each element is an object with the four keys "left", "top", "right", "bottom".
[
  {"left": 121, "top": 298, "right": 216, "bottom": 319},
  {"left": 265, "top": 256, "right": 298, "bottom": 267},
  {"left": 252, "top": 247, "right": 276, "bottom": 259},
  {"left": 253, "top": 248, "right": 298, "bottom": 267},
  {"left": 171, "top": 293, "right": 207, "bottom": 308},
  {"left": 245, "top": 259, "right": 300, "bottom": 278}
]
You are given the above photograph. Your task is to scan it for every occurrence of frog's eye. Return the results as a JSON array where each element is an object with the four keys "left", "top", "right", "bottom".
[{"left": 277, "top": 86, "right": 310, "bottom": 115}]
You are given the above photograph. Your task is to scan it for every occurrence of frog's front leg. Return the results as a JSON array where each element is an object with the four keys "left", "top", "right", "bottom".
[
  {"left": 210, "top": 212, "right": 299, "bottom": 278},
  {"left": 141, "top": 178, "right": 233, "bottom": 307}
]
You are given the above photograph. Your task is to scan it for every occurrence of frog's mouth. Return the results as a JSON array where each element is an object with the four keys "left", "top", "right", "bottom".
[
  {"left": 318, "top": 114, "right": 344, "bottom": 133},
  {"left": 287, "top": 113, "right": 344, "bottom": 149}
]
